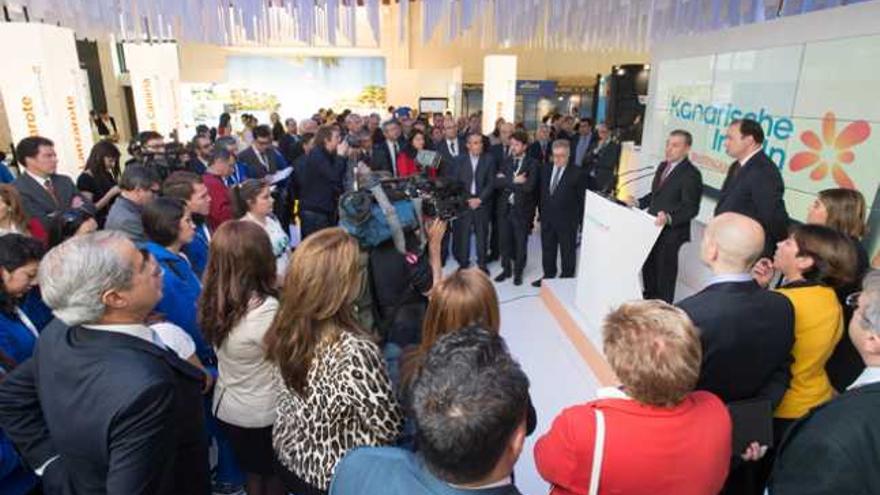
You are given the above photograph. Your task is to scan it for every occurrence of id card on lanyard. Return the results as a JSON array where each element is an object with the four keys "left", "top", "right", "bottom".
[{"left": 15, "top": 306, "right": 39, "bottom": 338}]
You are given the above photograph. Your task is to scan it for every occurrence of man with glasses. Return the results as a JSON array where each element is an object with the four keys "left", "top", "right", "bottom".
[
  {"left": 0, "top": 231, "right": 210, "bottom": 494},
  {"left": 186, "top": 134, "right": 214, "bottom": 175},
  {"left": 237, "top": 124, "right": 280, "bottom": 180},
  {"left": 770, "top": 271, "right": 880, "bottom": 494},
  {"left": 105, "top": 165, "right": 161, "bottom": 244},
  {"left": 532, "top": 140, "right": 586, "bottom": 288}
]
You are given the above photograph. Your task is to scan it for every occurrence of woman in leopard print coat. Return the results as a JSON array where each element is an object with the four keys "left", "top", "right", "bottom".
[{"left": 266, "top": 228, "right": 403, "bottom": 494}]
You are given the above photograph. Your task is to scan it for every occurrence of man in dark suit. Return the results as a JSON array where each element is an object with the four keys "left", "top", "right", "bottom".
[
  {"left": 0, "top": 231, "right": 210, "bottom": 494},
  {"left": 570, "top": 118, "right": 597, "bottom": 167},
  {"left": 237, "top": 124, "right": 280, "bottom": 179},
  {"left": 370, "top": 120, "right": 406, "bottom": 177},
  {"left": 582, "top": 123, "right": 621, "bottom": 193},
  {"left": 532, "top": 140, "right": 587, "bottom": 287},
  {"left": 527, "top": 124, "right": 552, "bottom": 165},
  {"left": 186, "top": 134, "right": 212, "bottom": 175},
  {"left": 626, "top": 130, "right": 703, "bottom": 303},
  {"left": 494, "top": 131, "right": 538, "bottom": 286},
  {"left": 677, "top": 212, "right": 794, "bottom": 494},
  {"left": 279, "top": 118, "right": 305, "bottom": 165},
  {"left": 12, "top": 136, "right": 79, "bottom": 232},
  {"left": 487, "top": 122, "right": 514, "bottom": 263},
  {"left": 437, "top": 117, "right": 464, "bottom": 179},
  {"left": 452, "top": 133, "right": 496, "bottom": 273},
  {"left": 770, "top": 276, "right": 880, "bottom": 494},
  {"left": 715, "top": 118, "right": 789, "bottom": 257}
]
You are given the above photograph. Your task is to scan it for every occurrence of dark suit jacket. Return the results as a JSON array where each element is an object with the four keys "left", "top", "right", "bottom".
[
  {"left": 637, "top": 158, "right": 703, "bottom": 242},
  {"left": 583, "top": 140, "right": 622, "bottom": 193},
  {"left": 569, "top": 132, "right": 598, "bottom": 167},
  {"left": 185, "top": 157, "right": 208, "bottom": 176},
  {"left": 677, "top": 280, "right": 795, "bottom": 408},
  {"left": 13, "top": 172, "right": 78, "bottom": 229},
  {"left": 770, "top": 382, "right": 880, "bottom": 494},
  {"left": 539, "top": 164, "right": 587, "bottom": 231},
  {"left": 527, "top": 141, "right": 552, "bottom": 165},
  {"left": 494, "top": 155, "right": 538, "bottom": 219},
  {"left": 237, "top": 146, "right": 280, "bottom": 179},
  {"left": 489, "top": 143, "right": 511, "bottom": 170},
  {"left": 278, "top": 133, "right": 305, "bottom": 166},
  {"left": 370, "top": 139, "right": 406, "bottom": 176},
  {"left": 0, "top": 319, "right": 210, "bottom": 495},
  {"left": 437, "top": 138, "right": 465, "bottom": 179},
  {"left": 714, "top": 150, "right": 789, "bottom": 254},
  {"left": 453, "top": 153, "right": 496, "bottom": 204}
]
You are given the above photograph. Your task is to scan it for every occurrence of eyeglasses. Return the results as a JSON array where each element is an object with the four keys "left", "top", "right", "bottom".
[{"left": 846, "top": 291, "right": 862, "bottom": 309}]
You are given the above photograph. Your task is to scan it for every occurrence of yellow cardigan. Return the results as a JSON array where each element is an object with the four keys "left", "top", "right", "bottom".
[{"left": 774, "top": 282, "right": 843, "bottom": 419}]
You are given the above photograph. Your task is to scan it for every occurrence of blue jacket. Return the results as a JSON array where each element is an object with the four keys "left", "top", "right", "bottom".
[
  {"left": 0, "top": 163, "right": 14, "bottom": 184},
  {"left": 0, "top": 290, "right": 53, "bottom": 364},
  {"left": 145, "top": 242, "right": 214, "bottom": 365},
  {"left": 182, "top": 222, "right": 211, "bottom": 278}
]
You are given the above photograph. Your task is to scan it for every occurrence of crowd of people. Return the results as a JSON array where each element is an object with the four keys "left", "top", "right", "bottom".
[{"left": 0, "top": 105, "right": 877, "bottom": 495}]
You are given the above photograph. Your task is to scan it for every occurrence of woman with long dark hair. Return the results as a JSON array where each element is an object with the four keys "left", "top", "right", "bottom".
[
  {"left": 200, "top": 221, "right": 283, "bottom": 495},
  {"left": 76, "top": 140, "right": 121, "bottom": 226},
  {"left": 395, "top": 130, "right": 436, "bottom": 178},
  {"left": 232, "top": 179, "right": 290, "bottom": 280},
  {"left": 218, "top": 112, "right": 233, "bottom": 138},
  {"left": 0, "top": 234, "right": 50, "bottom": 364},
  {"left": 267, "top": 228, "right": 402, "bottom": 495}
]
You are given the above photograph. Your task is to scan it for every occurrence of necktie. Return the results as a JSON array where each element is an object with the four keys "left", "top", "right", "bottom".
[
  {"left": 392, "top": 143, "right": 399, "bottom": 177},
  {"left": 659, "top": 163, "right": 675, "bottom": 186},
  {"left": 729, "top": 162, "right": 742, "bottom": 178},
  {"left": 550, "top": 167, "right": 562, "bottom": 195},
  {"left": 43, "top": 179, "right": 58, "bottom": 204},
  {"left": 450, "top": 140, "right": 457, "bottom": 156}
]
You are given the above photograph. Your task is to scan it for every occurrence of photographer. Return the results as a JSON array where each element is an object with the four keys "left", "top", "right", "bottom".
[{"left": 125, "top": 131, "right": 164, "bottom": 168}]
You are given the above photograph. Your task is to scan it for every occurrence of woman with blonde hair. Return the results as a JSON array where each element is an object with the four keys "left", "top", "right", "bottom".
[
  {"left": 807, "top": 188, "right": 871, "bottom": 390},
  {"left": 267, "top": 227, "right": 402, "bottom": 495}
]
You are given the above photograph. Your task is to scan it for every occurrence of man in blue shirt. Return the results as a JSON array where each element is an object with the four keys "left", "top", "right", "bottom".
[{"left": 330, "top": 326, "right": 528, "bottom": 495}]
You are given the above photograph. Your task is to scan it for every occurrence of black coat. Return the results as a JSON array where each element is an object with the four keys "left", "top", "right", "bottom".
[
  {"left": 637, "top": 159, "right": 703, "bottom": 242},
  {"left": 278, "top": 133, "right": 305, "bottom": 166},
  {"left": 453, "top": 153, "right": 496, "bottom": 203},
  {"left": 539, "top": 164, "right": 587, "bottom": 231},
  {"left": 297, "top": 147, "right": 345, "bottom": 216},
  {"left": 769, "top": 381, "right": 880, "bottom": 494},
  {"left": 370, "top": 139, "right": 406, "bottom": 176},
  {"left": 583, "top": 140, "right": 621, "bottom": 193},
  {"left": 527, "top": 141, "right": 552, "bottom": 165},
  {"left": 436, "top": 137, "right": 465, "bottom": 179},
  {"left": 0, "top": 319, "right": 210, "bottom": 495},
  {"left": 715, "top": 150, "right": 790, "bottom": 255},
  {"left": 238, "top": 145, "right": 280, "bottom": 179},
  {"left": 494, "top": 155, "right": 538, "bottom": 220},
  {"left": 569, "top": 132, "right": 598, "bottom": 167},
  {"left": 678, "top": 280, "right": 795, "bottom": 408}
]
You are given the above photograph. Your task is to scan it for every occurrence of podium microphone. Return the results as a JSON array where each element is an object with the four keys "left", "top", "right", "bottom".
[
  {"left": 617, "top": 165, "right": 655, "bottom": 177},
  {"left": 612, "top": 171, "right": 656, "bottom": 201}
]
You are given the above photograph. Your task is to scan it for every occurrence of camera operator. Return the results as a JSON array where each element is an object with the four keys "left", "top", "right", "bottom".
[
  {"left": 125, "top": 131, "right": 164, "bottom": 168},
  {"left": 368, "top": 218, "right": 446, "bottom": 352}
]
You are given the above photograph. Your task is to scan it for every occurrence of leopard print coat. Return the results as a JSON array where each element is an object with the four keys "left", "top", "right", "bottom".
[{"left": 272, "top": 331, "right": 403, "bottom": 490}]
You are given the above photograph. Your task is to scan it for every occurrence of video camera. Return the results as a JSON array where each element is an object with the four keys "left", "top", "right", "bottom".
[
  {"left": 127, "top": 138, "right": 187, "bottom": 180},
  {"left": 338, "top": 174, "right": 468, "bottom": 251}
]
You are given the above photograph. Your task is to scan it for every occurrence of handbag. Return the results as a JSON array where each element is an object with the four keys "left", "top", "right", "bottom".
[{"left": 588, "top": 408, "right": 606, "bottom": 495}]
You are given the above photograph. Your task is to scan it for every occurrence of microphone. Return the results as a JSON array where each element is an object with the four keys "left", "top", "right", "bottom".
[
  {"left": 617, "top": 165, "right": 655, "bottom": 177},
  {"left": 612, "top": 171, "right": 656, "bottom": 199}
]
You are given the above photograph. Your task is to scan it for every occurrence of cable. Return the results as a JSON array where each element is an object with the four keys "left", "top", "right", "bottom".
[{"left": 499, "top": 293, "right": 541, "bottom": 305}]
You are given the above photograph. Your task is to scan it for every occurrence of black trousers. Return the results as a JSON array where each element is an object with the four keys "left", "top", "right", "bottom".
[
  {"left": 300, "top": 210, "right": 334, "bottom": 240},
  {"left": 641, "top": 230, "right": 686, "bottom": 303},
  {"left": 453, "top": 206, "right": 489, "bottom": 268},
  {"left": 541, "top": 221, "right": 577, "bottom": 278},
  {"left": 488, "top": 194, "right": 500, "bottom": 260},
  {"left": 498, "top": 203, "right": 530, "bottom": 276}
]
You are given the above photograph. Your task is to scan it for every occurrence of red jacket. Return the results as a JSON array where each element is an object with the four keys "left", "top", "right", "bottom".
[
  {"left": 202, "top": 172, "right": 233, "bottom": 230},
  {"left": 396, "top": 152, "right": 437, "bottom": 179},
  {"left": 535, "top": 391, "right": 731, "bottom": 495}
]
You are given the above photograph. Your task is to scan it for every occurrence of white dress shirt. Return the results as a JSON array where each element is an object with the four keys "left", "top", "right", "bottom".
[{"left": 469, "top": 155, "right": 480, "bottom": 195}]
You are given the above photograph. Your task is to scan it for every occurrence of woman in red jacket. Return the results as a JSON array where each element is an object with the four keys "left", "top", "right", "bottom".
[
  {"left": 396, "top": 130, "right": 437, "bottom": 179},
  {"left": 535, "top": 300, "right": 731, "bottom": 495}
]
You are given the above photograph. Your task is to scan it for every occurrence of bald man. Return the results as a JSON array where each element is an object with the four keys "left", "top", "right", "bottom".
[{"left": 677, "top": 213, "right": 795, "bottom": 494}]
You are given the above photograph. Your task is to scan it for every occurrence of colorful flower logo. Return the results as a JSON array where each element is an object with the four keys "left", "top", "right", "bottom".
[{"left": 789, "top": 112, "right": 871, "bottom": 189}]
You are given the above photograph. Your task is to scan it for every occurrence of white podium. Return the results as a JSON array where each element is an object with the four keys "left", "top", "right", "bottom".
[{"left": 575, "top": 192, "right": 663, "bottom": 331}]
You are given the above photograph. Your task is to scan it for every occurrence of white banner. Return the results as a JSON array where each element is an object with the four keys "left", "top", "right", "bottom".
[
  {"left": 482, "top": 55, "right": 516, "bottom": 134},
  {"left": 124, "top": 42, "right": 182, "bottom": 139},
  {"left": 0, "top": 23, "right": 94, "bottom": 178}
]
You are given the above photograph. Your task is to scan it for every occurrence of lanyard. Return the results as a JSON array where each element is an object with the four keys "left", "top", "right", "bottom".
[{"left": 15, "top": 306, "right": 39, "bottom": 338}]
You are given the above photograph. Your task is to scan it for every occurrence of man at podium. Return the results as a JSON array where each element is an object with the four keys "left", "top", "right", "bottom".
[{"left": 625, "top": 130, "right": 703, "bottom": 302}]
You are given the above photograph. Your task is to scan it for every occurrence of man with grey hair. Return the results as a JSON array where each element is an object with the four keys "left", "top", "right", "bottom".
[
  {"left": 770, "top": 270, "right": 880, "bottom": 494},
  {"left": 533, "top": 139, "right": 586, "bottom": 287},
  {"left": 0, "top": 231, "right": 210, "bottom": 494}
]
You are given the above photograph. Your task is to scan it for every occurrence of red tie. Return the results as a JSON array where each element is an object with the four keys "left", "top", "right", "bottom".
[
  {"left": 659, "top": 163, "right": 675, "bottom": 186},
  {"left": 43, "top": 179, "right": 59, "bottom": 205}
]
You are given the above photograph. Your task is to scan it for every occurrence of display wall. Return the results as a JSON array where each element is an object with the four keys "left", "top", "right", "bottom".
[
  {"left": 0, "top": 23, "right": 94, "bottom": 177},
  {"left": 642, "top": 1, "right": 880, "bottom": 264},
  {"left": 123, "top": 42, "right": 183, "bottom": 139}
]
